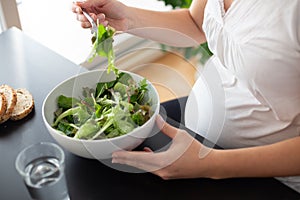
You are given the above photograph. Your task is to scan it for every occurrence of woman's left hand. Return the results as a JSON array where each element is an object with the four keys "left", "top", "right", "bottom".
[{"left": 112, "top": 115, "right": 215, "bottom": 179}]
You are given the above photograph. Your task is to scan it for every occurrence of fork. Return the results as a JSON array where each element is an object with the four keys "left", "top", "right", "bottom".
[{"left": 82, "top": 11, "right": 98, "bottom": 35}]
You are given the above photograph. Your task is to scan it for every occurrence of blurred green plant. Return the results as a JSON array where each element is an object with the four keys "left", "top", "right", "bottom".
[
  {"left": 158, "top": 0, "right": 213, "bottom": 64},
  {"left": 160, "top": 0, "right": 192, "bottom": 8}
]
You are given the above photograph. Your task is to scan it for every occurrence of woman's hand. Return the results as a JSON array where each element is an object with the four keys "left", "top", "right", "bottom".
[
  {"left": 112, "top": 115, "right": 215, "bottom": 180},
  {"left": 72, "top": 0, "right": 129, "bottom": 32},
  {"left": 72, "top": 0, "right": 206, "bottom": 46}
]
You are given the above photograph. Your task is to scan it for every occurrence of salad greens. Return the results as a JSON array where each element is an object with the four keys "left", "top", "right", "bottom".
[
  {"left": 52, "top": 72, "right": 153, "bottom": 140},
  {"left": 88, "top": 24, "right": 118, "bottom": 75},
  {"left": 52, "top": 23, "right": 155, "bottom": 140}
]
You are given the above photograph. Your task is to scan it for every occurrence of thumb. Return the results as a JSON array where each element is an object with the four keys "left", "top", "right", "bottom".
[
  {"left": 74, "top": 1, "right": 90, "bottom": 11},
  {"left": 74, "top": 1, "right": 84, "bottom": 7},
  {"left": 156, "top": 115, "right": 180, "bottom": 139}
]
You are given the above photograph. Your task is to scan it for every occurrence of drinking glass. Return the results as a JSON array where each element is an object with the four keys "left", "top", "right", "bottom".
[{"left": 15, "top": 142, "right": 70, "bottom": 200}]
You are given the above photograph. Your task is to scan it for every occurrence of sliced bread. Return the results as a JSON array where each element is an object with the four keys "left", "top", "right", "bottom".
[
  {"left": 0, "top": 93, "right": 7, "bottom": 118},
  {"left": 10, "top": 88, "right": 34, "bottom": 121},
  {"left": 0, "top": 85, "right": 17, "bottom": 124}
]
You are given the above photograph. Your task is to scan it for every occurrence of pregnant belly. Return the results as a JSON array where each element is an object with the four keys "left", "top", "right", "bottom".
[
  {"left": 185, "top": 57, "right": 297, "bottom": 149},
  {"left": 185, "top": 59, "right": 226, "bottom": 147}
]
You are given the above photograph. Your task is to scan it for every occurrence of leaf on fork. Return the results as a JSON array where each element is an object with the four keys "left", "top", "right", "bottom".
[{"left": 88, "top": 24, "right": 118, "bottom": 76}]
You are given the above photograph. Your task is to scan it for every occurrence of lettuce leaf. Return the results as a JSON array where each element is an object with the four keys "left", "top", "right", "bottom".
[{"left": 88, "top": 24, "right": 118, "bottom": 75}]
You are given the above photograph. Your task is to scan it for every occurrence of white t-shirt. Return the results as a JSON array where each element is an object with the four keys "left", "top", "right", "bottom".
[{"left": 185, "top": 0, "right": 300, "bottom": 192}]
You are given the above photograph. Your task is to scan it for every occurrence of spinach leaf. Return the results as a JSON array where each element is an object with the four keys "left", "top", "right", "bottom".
[
  {"left": 95, "top": 80, "right": 116, "bottom": 98},
  {"left": 57, "top": 95, "right": 80, "bottom": 110}
]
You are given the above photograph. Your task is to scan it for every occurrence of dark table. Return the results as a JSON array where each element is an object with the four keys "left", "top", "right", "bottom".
[{"left": 0, "top": 27, "right": 299, "bottom": 200}]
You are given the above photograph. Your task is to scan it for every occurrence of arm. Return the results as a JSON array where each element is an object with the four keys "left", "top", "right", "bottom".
[
  {"left": 212, "top": 136, "right": 300, "bottom": 179},
  {"left": 125, "top": 2, "right": 207, "bottom": 47},
  {"left": 112, "top": 116, "right": 300, "bottom": 180},
  {"left": 73, "top": 0, "right": 207, "bottom": 47}
]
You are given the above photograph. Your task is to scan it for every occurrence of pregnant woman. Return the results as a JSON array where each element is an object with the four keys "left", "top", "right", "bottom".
[{"left": 73, "top": 0, "right": 300, "bottom": 192}]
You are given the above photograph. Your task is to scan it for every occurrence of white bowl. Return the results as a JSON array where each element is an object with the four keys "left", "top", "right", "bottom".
[{"left": 42, "top": 69, "right": 160, "bottom": 159}]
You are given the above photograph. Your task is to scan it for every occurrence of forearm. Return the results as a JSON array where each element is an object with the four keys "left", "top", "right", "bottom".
[
  {"left": 208, "top": 136, "right": 300, "bottom": 179},
  {"left": 124, "top": 7, "right": 206, "bottom": 47}
]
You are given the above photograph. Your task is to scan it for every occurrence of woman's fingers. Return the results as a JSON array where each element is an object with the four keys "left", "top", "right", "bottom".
[
  {"left": 72, "top": 3, "right": 82, "bottom": 13},
  {"left": 143, "top": 147, "right": 153, "bottom": 152},
  {"left": 92, "top": 13, "right": 107, "bottom": 25},
  {"left": 73, "top": 1, "right": 86, "bottom": 10},
  {"left": 81, "top": 22, "right": 92, "bottom": 29},
  {"left": 111, "top": 117, "right": 187, "bottom": 172},
  {"left": 156, "top": 115, "right": 181, "bottom": 139},
  {"left": 111, "top": 117, "right": 201, "bottom": 178},
  {"left": 112, "top": 150, "right": 164, "bottom": 172},
  {"left": 74, "top": 8, "right": 107, "bottom": 28},
  {"left": 73, "top": 4, "right": 89, "bottom": 28}
]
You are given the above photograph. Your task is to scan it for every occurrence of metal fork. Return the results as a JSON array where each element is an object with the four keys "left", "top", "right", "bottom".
[{"left": 82, "top": 11, "right": 98, "bottom": 35}]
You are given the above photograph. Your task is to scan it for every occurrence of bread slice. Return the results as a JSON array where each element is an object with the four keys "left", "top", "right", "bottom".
[
  {"left": 0, "top": 85, "right": 17, "bottom": 124},
  {"left": 10, "top": 88, "right": 34, "bottom": 121},
  {"left": 0, "top": 93, "right": 7, "bottom": 118}
]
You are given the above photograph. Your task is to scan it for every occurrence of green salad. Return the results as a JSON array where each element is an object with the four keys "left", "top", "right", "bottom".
[
  {"left": 52, "top": 72, "right": 152, "bottom": 140},
  {"left": 52, "top": 24, "right": 154, "bottom": 140}
]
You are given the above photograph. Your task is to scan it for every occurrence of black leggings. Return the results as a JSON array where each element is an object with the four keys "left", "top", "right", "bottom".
[
  {"left": 158, "top": 96, "right": 220, "bottom": 149},
  {"left": 160, "top": 96, "right": 188, "bottom": 125}
]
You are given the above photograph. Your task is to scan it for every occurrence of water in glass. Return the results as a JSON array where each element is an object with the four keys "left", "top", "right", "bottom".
[{"left": 24, "top": 156, "right": 69, "bottom": 200}]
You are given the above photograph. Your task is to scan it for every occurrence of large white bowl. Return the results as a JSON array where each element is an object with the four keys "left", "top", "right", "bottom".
[{"left": 42, "top": 69, "right": 160, "bottom": 159}]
